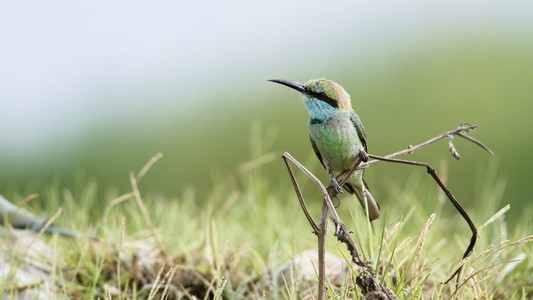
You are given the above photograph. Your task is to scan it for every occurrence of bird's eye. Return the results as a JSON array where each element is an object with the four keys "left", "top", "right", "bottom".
[
  {"left": 314, "top": 92, "right": 339, "bottom": 108},
  {"left": 317, "top": 92, "right": 333, "bottom": 102}
]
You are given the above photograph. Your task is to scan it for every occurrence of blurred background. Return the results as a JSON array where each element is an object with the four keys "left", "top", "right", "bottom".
[{"left": 1, "top": 1, "right": 532, "bottom": 223}]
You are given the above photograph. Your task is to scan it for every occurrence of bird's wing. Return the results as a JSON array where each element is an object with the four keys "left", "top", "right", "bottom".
[
  {"left": 309, "top": 135, "right": 326, "bottom": 169},
  {"left": 350, "top": 111, "right": 367, "bottom": 152}
]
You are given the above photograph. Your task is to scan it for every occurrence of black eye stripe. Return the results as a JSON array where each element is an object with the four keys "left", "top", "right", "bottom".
[{"left": 309, "top": 90, "right": 338, "bottom": 108}]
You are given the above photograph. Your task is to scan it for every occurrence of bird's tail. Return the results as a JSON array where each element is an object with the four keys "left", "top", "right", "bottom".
[{"left": 345, "top": 180, "right": 380, "bottom": 221}]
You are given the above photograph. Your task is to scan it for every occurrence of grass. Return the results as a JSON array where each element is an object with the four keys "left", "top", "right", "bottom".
[{"left": 2, "top": 149, "right": 532, "bottom": 299}]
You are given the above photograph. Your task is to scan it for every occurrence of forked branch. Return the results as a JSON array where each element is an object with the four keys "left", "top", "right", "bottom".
[
  {"left": 282, "top": 153, "right": 381, "bottom": 300},
  {"left": 331, "top": 123, "right": 492, "bottom": 283},
  {"left": 282, "top": 123, "right": 493, "bottom": 298},
  {"left": 366, "top": 154, "right": 477, "bottom": 284},
  {"left": 360, "top": 123, "right": 493, "bottom": 170}
]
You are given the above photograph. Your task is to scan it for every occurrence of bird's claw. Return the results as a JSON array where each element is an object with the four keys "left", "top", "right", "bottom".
[
  {"left": 330, "top": 178, "right": 343, "bottom": 194},
  {"left": 360, "top": 149, "right": 369, "bottom": 162}
]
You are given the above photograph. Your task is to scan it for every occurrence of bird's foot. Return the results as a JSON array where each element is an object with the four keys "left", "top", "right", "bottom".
[
  {"left": 360, "top": 149, "right": 369, "bottom": 162},
  {"left": 330, "top": 177, "right": 343, "bottom": 194}
]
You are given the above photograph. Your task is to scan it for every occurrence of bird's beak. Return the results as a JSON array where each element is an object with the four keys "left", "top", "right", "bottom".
[{"left": 268, "top": 79, "right": 307, "bottom": 94}]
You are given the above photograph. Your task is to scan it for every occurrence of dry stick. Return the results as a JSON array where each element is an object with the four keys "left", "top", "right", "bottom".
[
  {"left": 282, "top": 153, "right": 379, "bottom": 300},
  {"left": 329, "top": 158, "right": 371, "bottom": 269},
  {"left": 282, "top": 152, "right": 334, "bottom": 300},
  {"left": 360, "top": 123, "right": 493, "bottom": 170},
  {"left": 282, "top": 153, "right": 359, "bottom": 241},
  {"left": 317, "top": 199, "right": 328, "bottom": 299},
  {"left": 283, "top": 124, "right": 491, "bottom": 297},
  {"left": 333, "top": 123, "right": 492, "bottom": 283},
  {"left": 331, "top": 155, "right": 395, "bottom": 299},
  {"left": 367, "top": 154, "right": 477, "bottom": 284},
  {"left": 282, "top": 154, "right": 319, "bottom": 234},
  {"left": 456, "top": 132, "right": 494, "bottom": 156},
  {"left": 282, "top": 152, "right": 365, "bottom": 264}
]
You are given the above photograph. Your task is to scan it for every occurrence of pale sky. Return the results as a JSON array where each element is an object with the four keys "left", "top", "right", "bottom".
[{"left": 1, "top": 1, "right": 531, "bottom": 158}]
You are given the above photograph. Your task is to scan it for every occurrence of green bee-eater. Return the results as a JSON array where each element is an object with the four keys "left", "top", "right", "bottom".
[{"left": 270, "top": 78, "right": 380, "bottom": 221}]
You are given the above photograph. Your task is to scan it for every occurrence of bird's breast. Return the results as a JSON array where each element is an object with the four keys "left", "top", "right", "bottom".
[{"left": 309, "top": 115, "right": 363, "bottom": 172}]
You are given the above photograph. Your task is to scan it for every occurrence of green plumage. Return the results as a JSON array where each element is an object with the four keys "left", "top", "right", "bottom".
[{"left": 270, "top": 77, "right": 380, "bottom": 221}]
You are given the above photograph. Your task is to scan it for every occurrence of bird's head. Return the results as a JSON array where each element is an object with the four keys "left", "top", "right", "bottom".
[{"left": 269, "top": 78, "right": 352, "bottom": 112}]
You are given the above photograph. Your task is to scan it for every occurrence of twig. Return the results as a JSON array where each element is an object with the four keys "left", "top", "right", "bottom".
[
  {"left": 334, "top": 123, "right": 493, "bottom": 283},
  {"left": 366, "top": 154, "right": 478, "bottom": 284},
  {"left": 360, "top": 123, "right": 492, "bottom": 169},
  {"left": 456, "top": 132, "right": 494, "bottom": 156},
  {"left": 282, "top": 153, "right": 380, "bottom": 300},
  {"left": 317, "top": 199, "right": 328, "bottom": 299},
  {"left": 282, "top": 153, "right": 320, "bottom": 234},
  {"left": 282, "top": 123, "right": 493, "bottom": 297},
  {"left": 282, "top": 153, "right": 364, "bottom": 265}
]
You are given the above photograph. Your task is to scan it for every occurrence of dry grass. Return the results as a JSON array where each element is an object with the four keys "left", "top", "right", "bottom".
[{"left": 1, "top": 153, "right": 532, "bottom": 299}]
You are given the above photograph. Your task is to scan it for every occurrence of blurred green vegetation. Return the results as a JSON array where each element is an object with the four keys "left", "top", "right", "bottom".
[{"left": 1, "top": 38, "right": 532, "bottom": 226}]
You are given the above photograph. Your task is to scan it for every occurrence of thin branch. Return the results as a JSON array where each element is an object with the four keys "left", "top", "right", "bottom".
[
  {"left": 282, "top": 152, "right": 329, "bottom": 197},
  {"left": 330, "top": 123, "right": 493, "bottom": 284},
  {"left": 361, "top": 123, "right": 493, "bottom": 169},
  {"left": 282, "top": 153, "right": 320, "bottom": 233},
  {"left": 282, "top": 123, "right": 492, "bottom": 297},
  {"left": 282, "top": 152, "right": 367, "bottom": 267},
  {"left": 367, "top": 154, "right": 478, "bottom": 284},
  {"left": 317, "top": 200, "right": 328, "bottom": 299},
  {"left": 282, "top": 152, "right": 385, "bottom": 300},
  {"left": 336, "top": 158, "right": 363, "bottom": 194},
  {"left": 456, "top": 132, "right": 494, "bottom": 155}
]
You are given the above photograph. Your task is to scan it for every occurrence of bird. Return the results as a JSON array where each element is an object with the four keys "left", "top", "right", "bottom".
[{"left": 269, "top": 78, "right": 380, "bottom": 221}]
